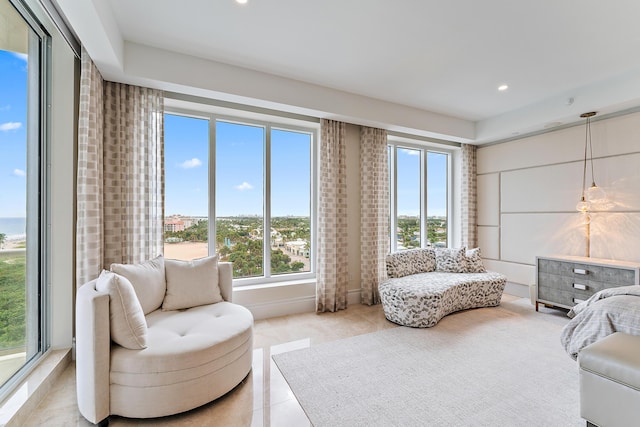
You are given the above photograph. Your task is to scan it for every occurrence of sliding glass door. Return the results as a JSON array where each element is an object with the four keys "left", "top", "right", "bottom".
[{"left": 0, "top": 0, "right": 49, "bottom": 398}]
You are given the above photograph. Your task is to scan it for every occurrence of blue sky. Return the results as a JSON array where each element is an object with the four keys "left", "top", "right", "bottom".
[
  {"left": 396, "top": 148, "right": 448, "bottom": 217},
  {"left": 165, "top": 115, "right": 312, "bottom": 217},
  {"left": 0, "top": 49, "right": 28, "bottom": 219},
  {"left": 165, "top": 112, "right": 448, "bottom": 218}
]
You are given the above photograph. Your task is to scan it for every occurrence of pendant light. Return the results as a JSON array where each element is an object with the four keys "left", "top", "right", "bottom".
[{"left": 576, "top": 112, "right": 606, "bottom": 212}]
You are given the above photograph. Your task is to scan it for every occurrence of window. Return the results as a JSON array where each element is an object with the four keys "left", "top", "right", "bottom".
[
  {"left": 388, "top": 141, "right": 450, "bottom": 252},
  {"left": 164, "top": 110, "right": 316, "bottom": 285},
  {"left": 0, "top": 0, "right": 49, "bottom": 398}
]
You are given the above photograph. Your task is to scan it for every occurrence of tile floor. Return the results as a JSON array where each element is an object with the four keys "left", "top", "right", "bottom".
[
  {"left": 23, "top": 295, "right": 521, "bottom": 426},
  {"left": 21, "top": 302, "right": 396, "bottom": 426}
]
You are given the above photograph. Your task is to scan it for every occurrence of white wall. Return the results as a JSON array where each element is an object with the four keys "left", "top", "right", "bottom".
[{"left": 477, "top": 111, "right": 640, "bottom": 287}]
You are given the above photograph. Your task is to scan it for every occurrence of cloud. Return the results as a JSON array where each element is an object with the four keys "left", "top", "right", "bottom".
[
  {"left": 179, "top": 158, "right": 202, "bottom": 169},
  {"left": 9, "top": 52, "right": 28, "bottom": 62},
  {"left": 0, "top": 122, "right": 22, "bottom": 131},
  {"left": 400, "top": 148, "right": 420, "bottom": 156},
  {"left": 234, "top": 182, "right": 253, "bottom": 191},
  {"left": 13, "top": 169, "right": 25, "bottom": 177}
]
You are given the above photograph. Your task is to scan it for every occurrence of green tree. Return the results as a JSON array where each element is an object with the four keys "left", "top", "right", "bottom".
[{"left": 0, "top": 233, "right": 5, "bottom": 248}]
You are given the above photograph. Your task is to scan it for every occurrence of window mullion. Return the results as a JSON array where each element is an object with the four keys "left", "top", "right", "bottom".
[
  {"left": 420, "top": 149, "right": 427, "bottom": 248},
  {"left": 209, "top": 117, "right": 216, "bottom": 256},
  {"left": 264, "top": 125, "right": 271, "bottom": 278},
  {"left": 390, "top": 145, "right": 397, "bottom": 253}
]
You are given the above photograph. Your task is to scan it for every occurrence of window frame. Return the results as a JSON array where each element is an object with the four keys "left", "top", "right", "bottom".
[
  {"left": 388, "top": 138, "right": 453, "bottom": 253},
  {"left": 164, "top": 107, "right": 318, "bottom": 287},
  {"left": 0, "top": 0, "right": 51, "bottom": 402}
]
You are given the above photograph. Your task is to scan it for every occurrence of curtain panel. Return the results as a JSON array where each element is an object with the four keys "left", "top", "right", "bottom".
[
  {"left": 360, "top": 126, "right": 389, "bottom": 305},
  {"left": 316, "top": 119, "right": 348, "bottom": 312},
  {"left": 460, "top": 143, "right": 478, "bottom": 249},
  {"left": 76, "top": 48, "right": 164, "bottom": 288},
  {"left": 76, "top": 47, "right": 105, "bottom": 288}
]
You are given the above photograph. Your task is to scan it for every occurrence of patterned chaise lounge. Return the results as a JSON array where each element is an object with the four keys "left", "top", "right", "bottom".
[{"left": 379, "top": 247, "right": 507, "bottom": 328}]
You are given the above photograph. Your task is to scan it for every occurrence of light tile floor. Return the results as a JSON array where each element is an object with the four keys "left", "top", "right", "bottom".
[{"left": 23, "top": 295, "right": 521, "bottom": 426}]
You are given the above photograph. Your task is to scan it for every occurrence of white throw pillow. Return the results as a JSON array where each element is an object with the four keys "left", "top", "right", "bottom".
[
  {"left": 95, "top": 270, "right": 147, "bottom": 350},
  {"left": 111, "top": 255, "right": 166, "bottom": 315},
  {"left": 162, "top": 255, "right": 223, "bottom": 311}
]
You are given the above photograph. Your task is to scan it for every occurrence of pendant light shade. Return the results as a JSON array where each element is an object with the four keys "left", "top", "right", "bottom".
[{"left": 586, "top": 183, "right": 607, "bottom": 204}]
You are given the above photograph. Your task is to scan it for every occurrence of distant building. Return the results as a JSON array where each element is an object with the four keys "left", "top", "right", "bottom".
[
  {"left": 285, "top": 239, "right": 309, "bottom": 258},
  {"left": 164, "top": 219, "right": 185, "bottom": 232}
]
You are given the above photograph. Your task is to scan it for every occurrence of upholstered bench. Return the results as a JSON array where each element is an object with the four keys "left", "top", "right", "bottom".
[
  {"left": 579, "top": 332, "right": 640, "bottom": 427},
  {"left": 379, "top": 248, "right": 507, "bottom": 328}
]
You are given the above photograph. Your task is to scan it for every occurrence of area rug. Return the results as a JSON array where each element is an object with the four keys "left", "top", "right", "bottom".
[{"left": 272, "top": 299, "right": 582, "bottom": 427}]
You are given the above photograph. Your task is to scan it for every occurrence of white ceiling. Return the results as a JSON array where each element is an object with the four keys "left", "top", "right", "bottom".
[{"left": 55, "top": 0, "right": 640, "bottom": 144}]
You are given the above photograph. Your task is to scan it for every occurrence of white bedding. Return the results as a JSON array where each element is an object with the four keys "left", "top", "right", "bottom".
[{"left": 560, "top": 285, "right": 640, "bottom": 359}]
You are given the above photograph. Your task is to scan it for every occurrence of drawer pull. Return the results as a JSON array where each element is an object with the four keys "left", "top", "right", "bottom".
[
  {"left": 573, "top": 268, "right": 588, "bottom": 275},
  {"left": 573, "top": 297, "right": 586, "bottom": 304},
  {"left": 573, "top": 283, "right": 587, "bottom": 291}
]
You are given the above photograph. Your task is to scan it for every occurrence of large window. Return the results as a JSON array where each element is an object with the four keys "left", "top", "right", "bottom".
[
  {"left": 389, "top": 141, "right": 450, "bottom": 252},
  {"left": 0, "top": 0, "right": 49, "bottom": 398},
  {"left": 164, "top": 111, "right": 315, "bottom": 285}
]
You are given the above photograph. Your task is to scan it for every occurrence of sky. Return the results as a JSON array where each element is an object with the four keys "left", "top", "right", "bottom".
[
  {"left": 396, "top": 148, "right": 448, "bottom": 217},
  {"left": 166, "top": 112, "right": 448, "bottom": 219},
  {"left": 0, "top": 49, "right": 28, "bottom": 219},
  {"left": 165, "top": 114, "right": 312, "bottom": 217}
]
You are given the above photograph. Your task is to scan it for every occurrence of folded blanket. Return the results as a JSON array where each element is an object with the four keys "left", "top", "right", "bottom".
[
  {"left": 561, "top": 285, "right": 640, "bottom": 360},
  {"left": 568, "top": 285, "right": 640, "bottom": 318}
]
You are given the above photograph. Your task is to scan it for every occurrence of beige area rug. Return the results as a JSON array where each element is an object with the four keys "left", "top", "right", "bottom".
[{"left": 273, "top": 299, "right": 582, "bottom": 427}]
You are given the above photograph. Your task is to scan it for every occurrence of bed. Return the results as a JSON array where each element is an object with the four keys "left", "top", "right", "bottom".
[{"left": 560, "top": 285, "right": 640, "bottom": 359}]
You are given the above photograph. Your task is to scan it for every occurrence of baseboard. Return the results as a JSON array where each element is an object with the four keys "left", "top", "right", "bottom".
[
  {"left": 244, "top": 288, "right": 363, "bottom": 320},
  {"left": 0, "top": 348, "right": 71, "bottom": 427},
  {"left": 504, "top": 282, "right": 530, "bottom": 299}
]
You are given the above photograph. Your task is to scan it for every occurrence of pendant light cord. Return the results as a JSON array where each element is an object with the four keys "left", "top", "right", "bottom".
[
  {"left": 581, "top": 118, "right": 589, "bottom": 199},
  {"left": 587, "top": 117, "right": 596, "bottom": 186}
]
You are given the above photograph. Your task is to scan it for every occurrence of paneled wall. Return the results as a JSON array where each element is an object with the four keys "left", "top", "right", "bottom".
[{"left": 477, "top": 111, "right": 640, "bottom": 287}]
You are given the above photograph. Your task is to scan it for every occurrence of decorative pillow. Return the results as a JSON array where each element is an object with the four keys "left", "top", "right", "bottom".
[
  {"left": 95, "top": 270, "right": 147, "bottom": 350},
  {"left": 464, "top": 247, "right": 487, "bottom": 273},
  {"left": 111, "top": 255, "right": 166, "bottom": 315},
  {"left": 162, "top": 255, "right": 223, "bottom": 311},
  {"left": 435, "top": 247, "right": 466, "bottom": 273},
  {"left": 386, "top": 248, "right": 436, "bottom": 278}
]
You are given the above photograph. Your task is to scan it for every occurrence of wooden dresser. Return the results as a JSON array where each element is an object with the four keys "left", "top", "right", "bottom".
[{"left": 536, "top": 255, "right": 640, "bottom": 311}]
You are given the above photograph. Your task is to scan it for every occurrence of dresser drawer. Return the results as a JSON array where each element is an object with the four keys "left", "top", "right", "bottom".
[
  {"left": 538, "top": 259, "right": 637, "bottom": 286},
  {"left": 536, "top": 256, "right": 640, "bottom": 312},
  {"left": 537, "top": 286, "right": 589, "bottom": 308},
  {"left": 538, "top": 272, "right": 612, "bottom": 295}
]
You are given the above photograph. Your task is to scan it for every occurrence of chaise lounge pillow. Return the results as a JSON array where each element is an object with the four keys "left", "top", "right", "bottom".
[
  {"left": 464, "top": 247, "right": 487, "bottom": 273},
  {"left": 386, "top": 248, "right": 436, "bottom": 278},
  {"left": 435, "top": 247, "right": 466, "bottom": 273},
  {"left": 95, "top": 270, "right": 148, "bottom": 350},
  {"left": 111, "top": 255, "right": 166, "bottom": 315},
  {"left": 162, "top": 255, "right": 223, "bottom": 311}
]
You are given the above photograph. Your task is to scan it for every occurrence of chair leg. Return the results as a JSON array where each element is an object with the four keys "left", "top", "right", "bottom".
[
  {"left": 97, "top": 417, "right": 109, "bottom": 427},
  {"left": 586, "top": 422, "right": 597, "bottom": 427}
]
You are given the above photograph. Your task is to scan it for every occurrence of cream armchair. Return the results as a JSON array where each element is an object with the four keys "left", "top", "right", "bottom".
[{"left": 76, "top": 259, "right": 253, "bottom": 424}]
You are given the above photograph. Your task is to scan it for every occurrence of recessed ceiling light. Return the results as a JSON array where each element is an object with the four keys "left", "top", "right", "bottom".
[
  {"left": 236, "top": 0, "right": 248, "bottom": 4},
  {"left": 498, "top": 84, "right": 509, "bottom": 92}
]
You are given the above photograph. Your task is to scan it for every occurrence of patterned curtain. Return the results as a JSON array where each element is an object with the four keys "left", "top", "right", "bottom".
[
  {"left": 76, "top": 47, "right": 105, "bottom": 288},
  {"left": 360, "top": 126, "right": 389, "bottom": 305},
  {"left": 76, "top": 48, "right": 164, "bottom": 288},
  {"left": 316, "top": 119, "right": 348, "bottom": 312},
  {"left": 461, "top": 143, "right": 478, "bottom": 248}
]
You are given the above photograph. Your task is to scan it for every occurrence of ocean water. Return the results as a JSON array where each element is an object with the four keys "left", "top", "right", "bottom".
[{"left": 0, "top": 218, "right": 26, "bottom": 239}]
